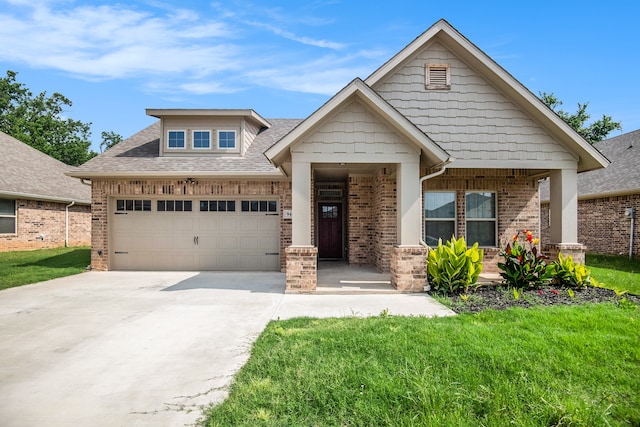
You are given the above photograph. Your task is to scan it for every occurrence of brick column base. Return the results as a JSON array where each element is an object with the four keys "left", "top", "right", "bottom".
[
  {"left": 390, "top": 246, "right": 428, "bottom": 292},
  {"left": 285, "top": 246, "right": 318, "bottom": 292},
  {"left": 543, "top": 243, "right": 587, "bottom": 265}
]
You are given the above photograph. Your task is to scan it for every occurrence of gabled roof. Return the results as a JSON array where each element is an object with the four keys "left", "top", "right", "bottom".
[
  {"left": 365, "top": 19, "right": 609, "bottom": 173},
  {"left": 68, "top": 119, "right": 302, "bottom": 179},
  {"left": 264, "top": 78, "right": 451, "bottom": 167},
  {"left": 0, "top": 131, "right": 90, "bottom": 204},
  {"left": 540, "top": 129, "right": 640, "bottom": 201}
]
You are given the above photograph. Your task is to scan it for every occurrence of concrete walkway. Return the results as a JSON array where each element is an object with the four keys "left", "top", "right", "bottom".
[{"left": 0, "top": 271, "right": 453, "bottom": 426}]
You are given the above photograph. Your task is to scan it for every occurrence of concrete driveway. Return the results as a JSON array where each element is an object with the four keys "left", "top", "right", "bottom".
[{"left": 0, "top": 271, "right": 453, "bottom": 426}]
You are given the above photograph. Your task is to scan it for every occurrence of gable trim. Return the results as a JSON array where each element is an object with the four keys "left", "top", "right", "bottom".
[
  {"left": 365, "top": 19, "right": 609, "bottom": 173},
  {"left": 264, "top": 78, "right": 450, "bottom": 167}
]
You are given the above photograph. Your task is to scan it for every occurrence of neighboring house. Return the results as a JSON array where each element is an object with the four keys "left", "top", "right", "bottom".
[
  {"left": 69, "top": 20, "right": 608, "bottom": 291},
  {"left": 540, "top": 129, "right": 640, "bottom": 258},
  {"left": 0, "top": 131, "right": 91, "bottom": 251}
]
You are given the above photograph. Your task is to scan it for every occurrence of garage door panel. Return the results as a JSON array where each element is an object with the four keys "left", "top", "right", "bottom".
[{"left": 111, "top": 198, "right": 279, "bottom": 271}]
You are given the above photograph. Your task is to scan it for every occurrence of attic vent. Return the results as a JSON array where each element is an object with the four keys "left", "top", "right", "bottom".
[{"left": 425, "top": 64, "right": 451, "bottom": 90}]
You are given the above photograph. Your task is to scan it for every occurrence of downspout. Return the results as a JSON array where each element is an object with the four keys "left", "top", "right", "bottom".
[
  {"left": 65, "top": 201, "right": 75, "bottom": 247},
  {"left": 419, "top": 157, "right": 455, "bottom": 247},
  {"left": 628, "top": 208, "right": 636, "bottom": 259}
]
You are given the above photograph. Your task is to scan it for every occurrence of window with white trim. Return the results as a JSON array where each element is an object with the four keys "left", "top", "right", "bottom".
[
  {"left": 0, "top": 199, "right": 16, "bottom": 234},
  {"left": 193, "top": 131, "right": 211, "bottom": 149},
  {"left": 218, "top": 130, "right": 236, "bottom": 149},
  {"left": 424, "top": 192, "right": 456, "bottom": 246},
  {"left": 167, "top": 130, "right": 185, "bottom": 149},
  {"left": 465, "top": 192, "right": 497, "bottom": 247},
  {"left": 425, "top": 63, "right": 451, "bottom": 90}
]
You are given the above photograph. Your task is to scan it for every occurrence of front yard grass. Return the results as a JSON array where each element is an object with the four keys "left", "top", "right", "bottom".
[
  {"left": 587, "top": 253, "right": 640, "bottom": 295},
  {"left": 0, "top": 246, "right": 90, "bottom": 290},
  {"left": 202, "top": 303, "right": 639, "bottom": 426}
]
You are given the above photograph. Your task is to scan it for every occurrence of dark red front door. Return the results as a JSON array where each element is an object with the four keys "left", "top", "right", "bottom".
[{"left": 318, "top": 203, "right": 343, "bottom": 258}]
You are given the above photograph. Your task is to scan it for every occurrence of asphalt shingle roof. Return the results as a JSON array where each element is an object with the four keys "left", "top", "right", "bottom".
[
  {"left": 73, "top": 119, "right": 303, "bottom": 177},
  {"left": 0, "top": 131, "right": 90, "bottom": 204},
  {"left": 540, "top": 129, "right": 640, "bottom": 200}
]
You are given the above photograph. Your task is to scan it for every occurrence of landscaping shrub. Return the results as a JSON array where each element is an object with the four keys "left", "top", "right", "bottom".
[
  {"left": 552, "top": 252, "right": 592, "bottom": 288},
  {"left": 498, "top": 230, "right": 552, "bottom": 289},
  {"left": 427, "top": 235, "right": 483, "bottom": 294}
]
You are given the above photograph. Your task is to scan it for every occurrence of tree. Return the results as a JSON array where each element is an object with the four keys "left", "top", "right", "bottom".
[
  {"left": 539, "top": 91, "right": 622, "bottom": 144},
  {"left": 0, "top": 70, "right": 121, "bottom": 166},
  {"left": 100, "top": 131, "right": 122, "bottom": 153}
]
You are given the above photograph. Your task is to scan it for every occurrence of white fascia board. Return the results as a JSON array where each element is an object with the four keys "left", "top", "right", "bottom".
[
  {"left": 0, "top": 190, "right": 90, "bottom": 205},
  {"left": 448, "top": 159, "right": 579, "bottom": 170},
  {"left": 65, "top": 170, "right": 287, "bottom": 180},
  {"left": 145, "top": 109, "right": 271, "bottom": 128}
]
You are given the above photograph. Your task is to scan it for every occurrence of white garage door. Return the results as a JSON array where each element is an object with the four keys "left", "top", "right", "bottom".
[{"left": 111, "top": 198, "right": 280, "bottom": 271}]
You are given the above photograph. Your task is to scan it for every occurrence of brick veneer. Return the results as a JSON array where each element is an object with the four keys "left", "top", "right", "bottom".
[
  {"left": 285, "top": 246, "right": 318, "bottom": 291},
  {"left": 347, "top": 175, "right": 373, "bottom": 264},
  {"left": 373, "top": 168, "right": 397, "bottom": 272},
  {"left": 424, "top": 168, "right": 540, "bottom": 273},
  {"left": 90, "top": 178, "right": 291, "bottom": 271},
  {"left": 390, "top": 246, "right": 429, "bottom": 291},
  {"left": 0, "top": 199, "right": 90, "bottom": 252},
  {"left": 541, "top": 193, "right": 639, "bottom": 258}
]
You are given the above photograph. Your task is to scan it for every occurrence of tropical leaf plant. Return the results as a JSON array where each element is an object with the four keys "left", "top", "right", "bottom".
[{"left": 427, "top": 235, "right": 484, "bottom": 294}]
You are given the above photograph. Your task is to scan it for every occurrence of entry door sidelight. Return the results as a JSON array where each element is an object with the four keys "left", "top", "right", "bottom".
[{"left": 318, "top": 203, "right": 343, "bottom": 259}]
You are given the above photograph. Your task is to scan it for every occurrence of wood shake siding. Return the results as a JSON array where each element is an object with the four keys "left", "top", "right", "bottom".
[
  {"left": 372, "top": 41, "right": 574, "bottom": 162},
  {"left": 294, "top": 100, "right": 417, "bottom": 156},
  {"left": 243, "top": 121, "right": 261, "bottom": 156}
]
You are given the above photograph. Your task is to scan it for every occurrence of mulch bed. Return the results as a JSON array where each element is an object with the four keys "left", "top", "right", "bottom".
[{"left": 437, "top": 285, "right": 640, "bottom": 314}]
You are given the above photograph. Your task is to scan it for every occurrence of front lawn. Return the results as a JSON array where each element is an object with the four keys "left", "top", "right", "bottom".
[
  {"left": 0, "top": 246, "right": 90, "bottom": 290},
  {"left": 202, "top": 303, "right": 639, "bottom": 426},
  {"left": 587, "top": 253, "right": 640, "bottom": 295}
]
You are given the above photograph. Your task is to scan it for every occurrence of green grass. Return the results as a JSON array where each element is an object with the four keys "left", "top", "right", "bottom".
[
  {"left": 0, "top": 246, "right": 90, "bottom": 290},
  {"left": 202, "top": 304, "right": 639, "bottom": 426},
  {"left": 587, "top": 253, "right": 640, "bottom": 295}
]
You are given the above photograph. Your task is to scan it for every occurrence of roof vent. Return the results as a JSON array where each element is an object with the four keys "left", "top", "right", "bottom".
[{"left": 425, "top": 64, "right": 451, "bottom": 90}]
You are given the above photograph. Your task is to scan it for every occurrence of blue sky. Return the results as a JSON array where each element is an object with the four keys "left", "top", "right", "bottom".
[{"left": 1, "top": 0, "right": 639, "bottom": 152}]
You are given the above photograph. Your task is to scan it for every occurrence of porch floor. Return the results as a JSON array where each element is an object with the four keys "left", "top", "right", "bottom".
[
  {"left": 316, "top": 261, "right": 396, "bottom": 294},
  {"left": 314, "top": 261, "right": 503, "bottom": 294}
]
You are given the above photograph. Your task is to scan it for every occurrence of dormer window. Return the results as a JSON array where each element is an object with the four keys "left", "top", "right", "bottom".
[
  {"left": 425, "top": 64, "right": 451, "bottom": 90},
  {"left": 218, "top": 131, "right": 236, "bottom": 149},
  {"left": 193, "top": 131, "right": 211, "bottom": 149},
  {"left": 167, "top": 130, "right": 185, "bottom": 148}
]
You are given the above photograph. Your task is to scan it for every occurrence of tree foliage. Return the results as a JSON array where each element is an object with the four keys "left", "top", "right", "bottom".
[
  {"left": 0, "top": 70, "right": 122, "bottom": 165},
  {"left": 539, "top": 91, "right": 622, "bottom": 144},
  {"left": 100, "top": 130, "right": 122, "bottom": 153}
]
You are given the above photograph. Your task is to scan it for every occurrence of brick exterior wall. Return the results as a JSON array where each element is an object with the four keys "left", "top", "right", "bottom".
[
  {"left": 0, "top": 199, "right": 90, "bottom": 252},
  {"left": 424, "top": 168, "right": 540, "bottom": 273},
  {"left": 391, "top": 246, "right": 429, "bottom": 291},
  {"left": 373, "top": 168, "right": 397, "bottom": 272},
  {"left": 347, "top": 175, "right": 373, "bottom": 264},
  {"left": 90, "top": 179, "right": 291, "bottom": 271},
  {"left": 541, "top": 193, "right": 640, "bottom": 258},
  {"left": 285, "top": 246, "right": 318, "bottom": 291}
]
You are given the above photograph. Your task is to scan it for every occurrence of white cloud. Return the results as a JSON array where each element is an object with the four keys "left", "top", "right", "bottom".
[
  {"left": 0, "top": 1, "right": 239, "bottom": 79},
  {"left": 243, "top": 21, "right": 346, "bottom": 50},
  {"left": 0, "top": 0, "right": 375, "bottom": 96}
]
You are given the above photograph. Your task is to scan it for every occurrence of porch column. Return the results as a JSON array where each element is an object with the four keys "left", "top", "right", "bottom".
[
  {"left": 547, "top": 168, "right": 585, "bottom": 264},
  {"left": 549, "top": 168, "right": 578, "bottom": 243},
  {"left": 287, "top": 158, "right": 317, "bottom": 291},
  {"left": 391, "top": 160, "right": 427, "bottom": 292},
  {"left": 396, "top": 160, "right": 421, "bottom": 246},
  {"left": 291, "top": 159, "right": 312, "bottom": 246}
]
